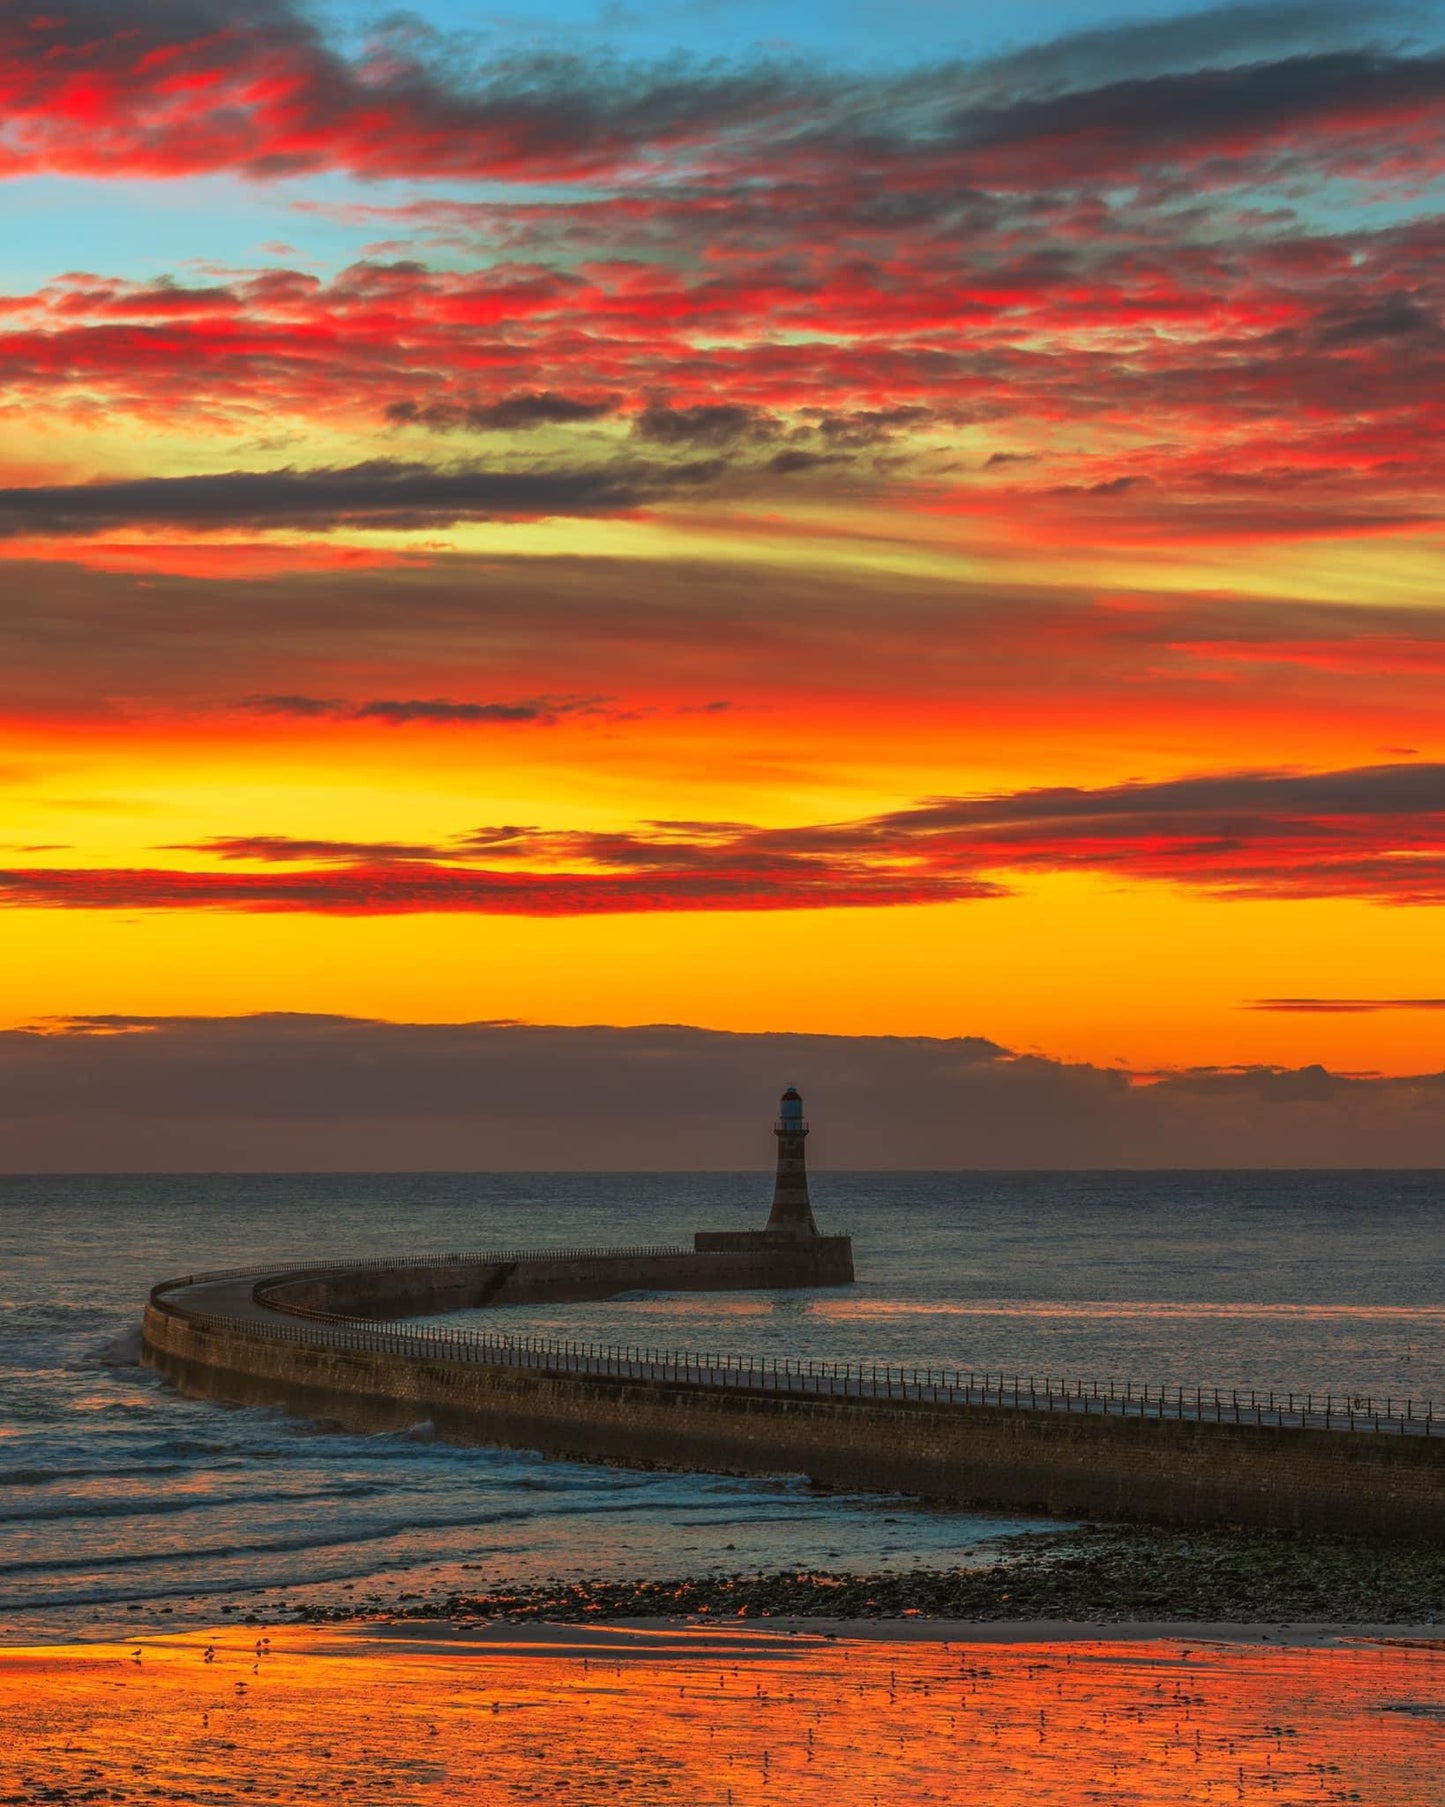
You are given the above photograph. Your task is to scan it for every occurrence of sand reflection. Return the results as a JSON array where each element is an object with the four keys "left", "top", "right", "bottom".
[{"left": 1, "top": 1624, "right": 1439, "bottom": 1804}]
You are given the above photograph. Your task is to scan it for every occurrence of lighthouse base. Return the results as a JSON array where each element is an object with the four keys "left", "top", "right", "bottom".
[{"left": 693, "top": 1230, "right": 854, "bottom": 1283}]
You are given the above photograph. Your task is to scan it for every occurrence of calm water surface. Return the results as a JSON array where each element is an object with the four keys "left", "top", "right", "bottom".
[{"left": 1, "top": 1172, "right": 1440, "bottom": 1643}]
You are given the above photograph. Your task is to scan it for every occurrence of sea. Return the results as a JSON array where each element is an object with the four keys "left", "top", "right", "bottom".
[{"left": 2, "top": 1171, "right": 1441, "bottom": 1644}]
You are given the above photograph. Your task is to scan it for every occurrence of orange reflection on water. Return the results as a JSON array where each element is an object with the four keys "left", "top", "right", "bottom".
[{"left": 0, "top": 1625, "right": 1439, "bottom": 1805}]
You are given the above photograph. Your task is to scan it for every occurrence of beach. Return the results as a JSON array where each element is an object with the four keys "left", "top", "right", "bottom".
[
  {"left": 4, "top": 1619, "right": 1440, "bottom": 1806},
  {"left": 10, "top": 1533, "right": 1440, "bottom": 1805}
]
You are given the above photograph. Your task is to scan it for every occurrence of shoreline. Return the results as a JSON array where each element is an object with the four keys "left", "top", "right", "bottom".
[
  {"left": 6, "top": 1524, "right": 1440, "bottom": 1651},
  {"left": 4, "top": 1620, "right": 1443, "bottom": 1662},
  {"left": 280, "top": 1523, "right": 1445, "bottom": 1632},
  {"left": 343, "top": 1616, "right": 1445, "bottom": 1652}
]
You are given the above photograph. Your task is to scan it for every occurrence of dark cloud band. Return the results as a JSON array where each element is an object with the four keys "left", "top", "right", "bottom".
[
  {"left": 0, "top": 460, "right": 703, "bottom": 536},
  {"left": 1, "top": 1014, "right": 1442, "bottom": 1169},
  {"left": 240, "top": 695, "right": 595, "bottom": 726}
]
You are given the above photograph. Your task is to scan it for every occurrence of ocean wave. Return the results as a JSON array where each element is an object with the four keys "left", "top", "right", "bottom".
[
  {"left": 85, "top": 1330, "right": 145, "bottom": 1367},
  {"left": 0, "top": 1504, "right": 563, "bottom": 1578},
  {"left": 0, "top": 1483, "right": 761, "bottom": 1580},
  {"left": 0, "top": 1461, "right": 192, "bottom": 1488},
  {"left": 0, "top": 1480, "right": 392, "bottom": 1526}
]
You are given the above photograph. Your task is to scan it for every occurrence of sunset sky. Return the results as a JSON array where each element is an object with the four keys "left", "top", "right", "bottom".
[{"left": 3, "top": 0, "right": 1444, "bottom": 1108}]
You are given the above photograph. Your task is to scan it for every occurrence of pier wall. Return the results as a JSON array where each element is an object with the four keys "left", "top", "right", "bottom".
[
  {"left": 142, "top": 1300, "right": 1444, "bottom": 1539},
  {"left": 258, "top": 1242, "right": 854, "bottom": 1319}
]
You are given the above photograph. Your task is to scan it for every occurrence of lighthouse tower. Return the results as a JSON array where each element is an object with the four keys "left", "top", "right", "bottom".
[
  {"left": 692, "top": 1085, "right": 850, "bottom": 1277},
  {"left": 766, "top": 1087, "right": 819, "bottom": 1238}
]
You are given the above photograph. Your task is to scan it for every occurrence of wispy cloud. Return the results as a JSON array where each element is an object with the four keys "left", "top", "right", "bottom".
[
  {"left": 1249, "top": 997, "right": 1445, "bottom": 1012},
  {"left": 387, "top": 392, "right": 618, "bottom": 433},
  {"left": 240, "top": 694, "right": 604, "bottom": 726}
]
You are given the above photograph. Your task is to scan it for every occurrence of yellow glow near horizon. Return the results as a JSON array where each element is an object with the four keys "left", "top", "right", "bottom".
[{"left": 5, "top": 876, "right": 1444, "bottom": 1075}]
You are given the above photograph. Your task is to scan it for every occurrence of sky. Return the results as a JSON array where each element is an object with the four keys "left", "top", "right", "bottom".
[{"left": 1, "top": 0, "right": 1444, "bottom": 1162}]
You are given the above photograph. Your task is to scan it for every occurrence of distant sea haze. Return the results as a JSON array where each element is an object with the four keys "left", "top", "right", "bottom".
[{"left": 1, "top": 1171, "right": 1440, "bottom": 1643}]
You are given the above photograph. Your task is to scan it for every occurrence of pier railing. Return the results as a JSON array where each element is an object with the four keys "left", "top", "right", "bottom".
[{"left": 149, "top": 1260, "right": 1439, "bottom": 1440}]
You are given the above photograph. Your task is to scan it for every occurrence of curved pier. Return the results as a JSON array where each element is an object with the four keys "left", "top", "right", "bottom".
[{"left": 142, "top": 1246, "right": 1443, "bottom": 1539}]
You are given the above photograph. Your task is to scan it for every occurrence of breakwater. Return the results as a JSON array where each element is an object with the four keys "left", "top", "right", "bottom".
[
  {"left": 253, "top": 1239, "right": 855, "bottom": 1317},
  {"left": 140, "top": 1248, "right": 1443, "bottom": 1539}
]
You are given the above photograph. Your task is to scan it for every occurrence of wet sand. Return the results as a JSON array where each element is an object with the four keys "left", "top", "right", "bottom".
[
  {"left": 2, "top": 1621, "right": 1440, "bottom": 1805},
  {"left": 360, "top": 1615, "right": 1445, "bottom": 1651}
]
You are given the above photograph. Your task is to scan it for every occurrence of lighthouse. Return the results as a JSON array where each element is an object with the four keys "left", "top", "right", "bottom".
[
  {"left": 766, "top": 1086, "right": 819, "bottom": 1238},
  {"left": 692, "top": 1086, "right": 851, "bottom": 1278}
]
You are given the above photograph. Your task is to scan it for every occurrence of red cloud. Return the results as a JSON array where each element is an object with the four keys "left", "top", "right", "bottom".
[
  {"left": 0, "top": 9, "right": 1438, "bottom": 574},
  {"left": 4, "top": 762, "right": 1443, "bottom": 915},
  {"left": 0, "top": 858, "right": 997, "bottom": 916},
  {"left": 0, "top": 207, "right": 1439, "bottom": 556},
  {"left": 0, "top": 2, "right": 817, "bottom": 184},
  {"left": 0, "top": 4, "right": 1439, "bottom": 190}
]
